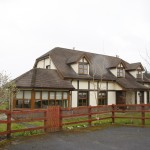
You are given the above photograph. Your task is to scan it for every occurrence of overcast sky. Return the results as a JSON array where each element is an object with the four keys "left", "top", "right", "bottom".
[{"left": 0, "top": 0, "right": 150, "bottom": 79}]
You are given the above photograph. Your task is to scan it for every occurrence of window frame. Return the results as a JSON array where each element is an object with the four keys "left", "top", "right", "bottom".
[
  {"left": 34, "top": 91, "right": 69, "bottom": 108},
  {"left": 16, "top": 91, "right": 31, "bottom": 108},
  {"left": 117, "top": 66, "right": 124, "bottom": 77},
  {"left": 78, "top": 62, "right": 88, "bottom": 75},
  {"left": 98, "top": 91, "right": 107, "bottom": 105},
  {"left": 136, "top": 69, "right": 142, "bottom": 79},
  {"left": 78, "top": 91, "right": 89, "bottom": 106}
]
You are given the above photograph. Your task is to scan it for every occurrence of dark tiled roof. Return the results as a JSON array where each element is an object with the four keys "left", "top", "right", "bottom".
[
  {"left": 126, "top": 62, "right": 144, "bottom": 71},
  {"left": 33, "top": 47, "right": 149, "bottom": 90},
  {"left": 14, "top": 68, "right": 74, "bottom": 89},
  {"left": 116, "top": 72, "right": 149, "bottom": 90}
]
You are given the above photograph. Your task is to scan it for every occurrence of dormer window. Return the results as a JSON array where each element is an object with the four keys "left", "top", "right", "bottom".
[
  {"left": 137, "top": 69, "right": 142, "bottom": 78},
  {"left": 117, "top": 63, "right": 125, "bottom": 77},
  {"left": 46, "top": 65, "right": 50, "bottom": 69},
  {"left": 78, "top": 62, "right": 88, "bottom": 74}
]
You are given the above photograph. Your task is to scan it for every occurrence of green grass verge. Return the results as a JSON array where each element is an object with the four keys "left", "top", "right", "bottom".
[{"left": 0, "top": 101, "right": 9, "bottom": 110}]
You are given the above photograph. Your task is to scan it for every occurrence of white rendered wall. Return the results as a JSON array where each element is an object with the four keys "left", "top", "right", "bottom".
[
  {"left": 90, "top": 81, "right": 97, "bottom": 90},
  {"left": 108, "top": 82, "right": 122, "bottom": 90},
  {"left": 36, "top": 57, "right": 56, "bottom": 69},
  {"left": 72, "top": 80, "right": 78, "bottom": 89},
  {"left": 98, "top": 82, "right": 107, "bottom": 90},
  {"left": 126, "top": 91, "right": 135, "bottom": 104},
  {"left": 137, "top": 91, "right": 140, "bottom": 104},
  {"left": 50, "top": 59, "right": 56, "bottom": 69},
  {"left": 110, "top": 68, "right": 117, "bottom": 76},
  {"left": 44, "top": 58, "right": 50, "bottom": 68},
  {"left": 72, "top": 91, "right": 78, "bottom": 107},
  {"left": 89, "top": 91, "right": 97, "bottom": 106},
  {"left": 79, "top": 81, "right": 88, "bottom": 89},
  {"left": 129, "top": 70, "right": 137, "bottom": 78},
  {"left": 71, "top": 64, "right": 78, "bottom": 73},
  {"left": 144, "top": 92, "right": 147, "bottom": 104},
  {"left": 108, "top": 91, "right": 116, "bottom": 105},
  {"left": 37, "top": 60, "right": 44, "bottom": 68}
]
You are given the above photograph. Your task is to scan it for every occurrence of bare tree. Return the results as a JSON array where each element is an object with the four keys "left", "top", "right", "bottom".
[
  {"left": 140, "top": 49, "right": 150, "bottom": 72},
  {"left": 91, "top": 55, "right": 106, "bottom": 106},
  {"left": 0, "top": 71, "right": 18, "bottom": 110}
]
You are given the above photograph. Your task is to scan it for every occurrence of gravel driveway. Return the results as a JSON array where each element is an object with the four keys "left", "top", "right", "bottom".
[{"left": 1, "top": 126, "right": 150, "bottom": 150}]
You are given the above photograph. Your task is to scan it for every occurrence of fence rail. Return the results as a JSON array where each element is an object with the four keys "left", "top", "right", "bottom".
[{"left": 0, "top": 104, "right": 150, "bottom": 139}]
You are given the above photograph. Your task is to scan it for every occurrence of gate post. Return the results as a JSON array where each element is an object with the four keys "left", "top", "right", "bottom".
[
  {"left": 46, "top": 106, "right": 61, "bottom": 132},
  {"left": 7, "top": 111, "right": 11, "bottom": 138},
  {"left": 112, "top": 104, "right": 115, "bottom": 124},
  {"left": 141, "top": 104, "right": 145, "bottom": 126}
]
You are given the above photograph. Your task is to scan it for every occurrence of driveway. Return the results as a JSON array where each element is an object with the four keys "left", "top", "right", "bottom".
[{"left": 1, "top": 126, "right": 150, "bottom": 150}]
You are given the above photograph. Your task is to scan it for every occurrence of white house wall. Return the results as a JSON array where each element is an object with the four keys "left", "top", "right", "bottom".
[
  {"left": 79, "top": 81, "right": 88, "bottom": 89},
  {"left": 129, "top": 70, "right": 136, "bottom": 78},
  {"left": 137, "top": 91, "right": 140, "bottom": 104},
  {"left": 71, "top": 64, "right": 78, "bottom": 73},
  {"left": 126, "top": 91, "right": 135, "bottom": 104},
  {"left": 108, "top": 82, "right": 122, "bottom": 90},
  {"left": 110, "top": 68, "right": 117, "bottom": 76},
  {"left": 37, "top": 60, "right": 44, "bottom": 68},
  {"left": 144, "top": 92, "right": 147, "bottom": 104},
  {"left": 72, "top": 91, "right": 78, "bottom": 107},
  {"left": 37, "top": 57, "right": 56, "bottom": 69},
  {"left": 90, "top": 81, "right": 97, "bottom": 90},
  {"left": 108, "top": 92, "right": 116, "bottom": 105},
  {"left": 89, "top": 91, "right": 97, "bottom": 106},
  {"left": 44, "top": 58, "right": 50, "bottom": 68},
  {"left": 98, "top": 82, "right": 107, "bottom": 90},
  {"left": 50, "top": 59, "right": 56, "bottom": 69},
  {"left": 72, "top": 80, "right": 78, "bottom": 89}
]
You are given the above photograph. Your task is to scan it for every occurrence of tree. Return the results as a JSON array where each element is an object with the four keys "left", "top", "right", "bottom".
[
  {"left": 140, "top": 49, "right": 150, "bottom": 72},
  {"left": 0, "top": 71, "right": 18, "bottom": 110}
]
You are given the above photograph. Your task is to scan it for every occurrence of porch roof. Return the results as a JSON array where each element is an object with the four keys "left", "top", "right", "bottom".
[{"left": 13, "top": 68, "right": 74, "bottom": 90}]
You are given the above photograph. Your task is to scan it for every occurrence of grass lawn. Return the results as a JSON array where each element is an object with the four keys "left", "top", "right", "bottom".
[
  {"left": 1, "top": 101, "right": 150, "bottom": 138},
  {"left": 0, "top": 101, "right": 9, "bottom": 110},
  {"left": 62, "top": 112, "right": 150, "bottom": 130}
]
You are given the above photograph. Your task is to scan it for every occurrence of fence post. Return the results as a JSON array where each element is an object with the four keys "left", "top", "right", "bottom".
[
  {"left": 141, "top": 104, "right": 145, "bottom": 126},
  {"left": 112, "top": 104, "right": 115, "bottom": 124},
  {"left": 59, "top": 107, "right": 62, "bottom": 130},
  {"left": 44, "top": 110, "right": 48, "bottom": 133},
  {"left": 7, "top": 111, "right": 11, "bottom": 138},
  {"left": 88, "top": 106, "right": 92, "bottom": 127}
]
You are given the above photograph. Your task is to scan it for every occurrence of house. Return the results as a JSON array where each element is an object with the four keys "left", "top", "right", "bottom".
[{"left": 13, "top": 47, "right": 150, "bottom": 109}]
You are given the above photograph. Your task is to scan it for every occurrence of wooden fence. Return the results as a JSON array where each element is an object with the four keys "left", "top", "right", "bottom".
[
  {"left": 61, "top": 104, "right": 150, "bottom": 128},
  {"left": 0, "top": 104, "right": 150, "bottom": 139}
]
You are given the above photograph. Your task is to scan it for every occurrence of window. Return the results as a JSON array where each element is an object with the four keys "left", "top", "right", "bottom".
[
  {"left": 34, "top": 91, "right": 69, "bottom": 108},
  {"left": 78, "top": 92, "right": 89, "bottom": 106},
  {"left": 16, "top": 91, "right": 31, "bottom": 108},
  {"left": 117, "top": 67, "right": 124, "bottom": 77},
  {"left": 137, "top": 69, "right": 142, "bottom": 78},
  {"left": 98, "top": 92, "right": 107, "bottom": 105},
  {"left": 46, "top": 65, "right": 50, "bottom": 69},
  {"left": 78, "top": 63, "right": 88, "bottom": 74},
  {"left": 147, "top": 92, "right": 150, "bottom": 104}
]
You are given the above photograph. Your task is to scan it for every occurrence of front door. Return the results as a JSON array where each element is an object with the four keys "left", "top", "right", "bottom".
[{"left": 116, "top": 91, "right": 126, "bottom": 104}]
